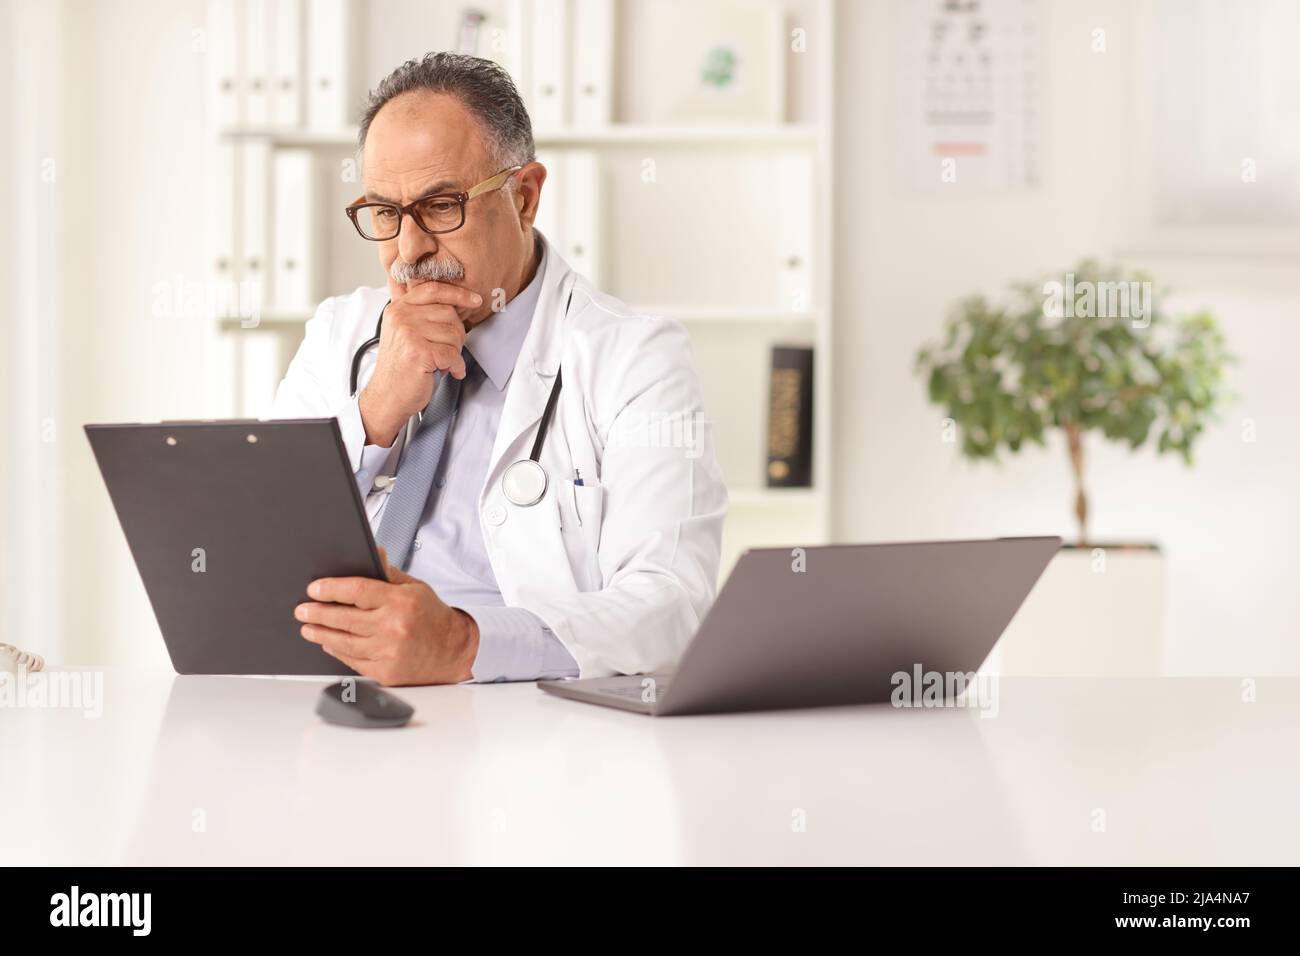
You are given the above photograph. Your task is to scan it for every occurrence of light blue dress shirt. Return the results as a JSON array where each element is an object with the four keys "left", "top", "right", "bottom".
[{"left": 352, "top": 242, "right": 579, "bottom": 682}]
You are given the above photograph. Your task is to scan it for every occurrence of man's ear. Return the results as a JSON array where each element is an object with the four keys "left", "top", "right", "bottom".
[{"left": 514, "top": 161, "right": 547, "bottom": 230}]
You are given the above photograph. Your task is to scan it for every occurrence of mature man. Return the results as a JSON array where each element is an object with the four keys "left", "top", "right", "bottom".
[{"left": 272, "top": 53, "right": 728, "bottom": 686}]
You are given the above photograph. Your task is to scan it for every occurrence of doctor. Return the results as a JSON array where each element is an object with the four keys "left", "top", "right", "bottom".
[{"left": 273, "top": 52, "right": 728, "bottom": 686}]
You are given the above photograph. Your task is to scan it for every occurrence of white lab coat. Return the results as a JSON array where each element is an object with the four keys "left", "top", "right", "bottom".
[{"left": 271, "top": 236, "right": 729, "bottom": 677}]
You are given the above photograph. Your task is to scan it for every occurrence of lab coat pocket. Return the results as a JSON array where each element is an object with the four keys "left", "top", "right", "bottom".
[
  {"left": 505, "top": 490, "right": 583, "bottom": 605},
  {"left": 559, "top": 479, "right": 605, "bottom": 591}
]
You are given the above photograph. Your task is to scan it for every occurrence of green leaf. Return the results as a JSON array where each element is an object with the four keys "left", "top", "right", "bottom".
[{"left": 912, "top": 260, "right": 1235, "bottom": 510}]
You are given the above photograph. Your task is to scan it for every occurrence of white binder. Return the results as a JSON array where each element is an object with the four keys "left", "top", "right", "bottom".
[
  {"left": 774, "top": 153, "right": 813, "bottom": 312},
  {"left": 527, "top": 0, "right": 568, "bottom": 129},
  {"left": 205, "top": 0, "right": 240, "bottom": 130},
  {"left": 493, "top": 0, "right": 527, "bottom": 80},
  {"left": 534, "top": 150, "right": 601, "bottom": 284},
  {"left": 241, "top": 0, "right": 271, "bottom": 126},
  {"left": 271, "top": 149, "right": 318, "bottom": 311},
  {"left": 270, "top": 0, "right": 303, "bottom": 127},
  {"left": 239, "top": 141, "right": 271, "bottom": 318},
  {"left": 207, "top": 143, "right": 239, "bottom": 294},
  {"left": 560, "top": 151, "right": 601, "bottom": 284},
  {"left": 571, "top": 0, "right": 613, "bottom": 126},
  {"left": 306, "top": 0, "right": 355, "bottom": 131}
]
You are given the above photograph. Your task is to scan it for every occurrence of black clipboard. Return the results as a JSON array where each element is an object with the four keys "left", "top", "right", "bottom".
[{"left": 85, "top": 418, "right": 384, "bottom": 675}]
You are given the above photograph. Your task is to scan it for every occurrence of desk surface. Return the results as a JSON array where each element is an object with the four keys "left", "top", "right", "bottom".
[{"left": 4, "top": 671, "right": 1298, "bottom": 865}]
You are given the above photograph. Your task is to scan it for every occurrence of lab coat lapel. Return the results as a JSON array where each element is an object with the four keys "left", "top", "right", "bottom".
[{"left": 484, "top": 234, "right": 574, "bottom": 490}]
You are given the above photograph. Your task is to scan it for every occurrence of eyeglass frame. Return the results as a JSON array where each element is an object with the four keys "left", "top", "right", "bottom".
[{"left": 344, "top": 165, "right": 524, "bottom": 241}]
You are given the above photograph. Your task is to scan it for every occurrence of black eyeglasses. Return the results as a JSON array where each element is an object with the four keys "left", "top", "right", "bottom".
[{"left": 344, "top": 165, "right": 523, "bottom": 241}]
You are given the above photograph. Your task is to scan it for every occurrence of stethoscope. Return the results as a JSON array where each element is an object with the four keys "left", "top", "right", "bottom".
[{"left": 349, "top": 286, "right": 573, "bottom": 509}]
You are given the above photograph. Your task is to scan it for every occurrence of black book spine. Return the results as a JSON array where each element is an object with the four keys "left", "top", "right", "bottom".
[{"left": 765, "top": 346, "right": 814, "bottom": 487}]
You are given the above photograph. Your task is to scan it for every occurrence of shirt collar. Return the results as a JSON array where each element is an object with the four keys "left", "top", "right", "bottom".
[{"left": 464, "top": 236, "right": 546, "bottom": 391}]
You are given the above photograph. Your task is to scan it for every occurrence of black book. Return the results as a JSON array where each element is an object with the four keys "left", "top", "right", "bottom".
[{"left": 765, "top": 345, "right": 814, "bottom": 487}]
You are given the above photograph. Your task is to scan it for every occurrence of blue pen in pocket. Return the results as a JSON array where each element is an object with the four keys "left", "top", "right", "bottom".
[{"left": 572, "top": 469, "right": 583, "bottom": 526}]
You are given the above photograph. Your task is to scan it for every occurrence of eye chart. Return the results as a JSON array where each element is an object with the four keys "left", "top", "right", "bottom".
[{"left": 897, "top": 0, "right": 1043, "bottom": 192}]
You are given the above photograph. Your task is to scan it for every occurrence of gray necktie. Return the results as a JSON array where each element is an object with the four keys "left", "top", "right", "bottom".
[{"left": 374, "top": 351, "right": 476, "bottom": 570}]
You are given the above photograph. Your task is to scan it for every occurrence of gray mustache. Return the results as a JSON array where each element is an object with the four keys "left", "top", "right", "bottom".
[{"left": 391, "top": 254, "right": 465, "bottom": 284}]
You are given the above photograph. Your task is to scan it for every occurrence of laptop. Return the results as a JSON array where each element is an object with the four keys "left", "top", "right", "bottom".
[
  {"left": 85, "top": 419, "right": 384, "bottom": 675},
  {"left": 538, "top": 537, "right": 1060, "bottom": 716}
]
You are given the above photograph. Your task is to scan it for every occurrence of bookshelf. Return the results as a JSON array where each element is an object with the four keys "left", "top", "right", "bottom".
[
  {"left": 221, "top": 122, "right": 823, "bottom": 147},
  {"left": 204, "top": 0, "right": 834, "bottom": 579}
]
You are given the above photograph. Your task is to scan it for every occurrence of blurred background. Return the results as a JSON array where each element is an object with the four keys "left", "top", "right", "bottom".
[{"left": 2, "top": 0, "right": 1297, "bottom": 675}]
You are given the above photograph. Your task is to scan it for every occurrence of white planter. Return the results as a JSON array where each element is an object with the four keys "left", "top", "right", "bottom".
[{"left": 982, "top": 546, "right": 1167, "bottom": 676}]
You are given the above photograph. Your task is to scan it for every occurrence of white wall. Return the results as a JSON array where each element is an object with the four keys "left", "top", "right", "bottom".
[
  {"left": 60, "top": 0, "right": 212, "bottom": 668},
  {"left": 832, "top": 0, "right": 1300, "bottom": 674},
  {"left": 31, "top": 0, "right": 1299, "bottom": 674},
  {"left": 2, "top": 0, "right": 67, "bottom": 663}
]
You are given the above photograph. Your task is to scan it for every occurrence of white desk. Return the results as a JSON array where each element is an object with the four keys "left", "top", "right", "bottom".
[{"left": 4, "top": 671, "right": 1298, "bottom": 865}]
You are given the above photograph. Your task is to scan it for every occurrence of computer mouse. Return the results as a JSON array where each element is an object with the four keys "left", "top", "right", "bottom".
[{"left": 316, "top": 679, "right": 414, "bottom": 729}]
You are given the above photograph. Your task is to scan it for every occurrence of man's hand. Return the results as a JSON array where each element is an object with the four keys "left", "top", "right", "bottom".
[
  {"left": 358, "top": 278, "right": 484, "bottom": 447},
  {"left": 296, "top": 548, "right": 480, "bottom": 685}
]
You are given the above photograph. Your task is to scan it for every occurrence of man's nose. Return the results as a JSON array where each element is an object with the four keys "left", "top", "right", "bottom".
[{"left": 396, "top": 214, "right": 439, "bottom": 264}]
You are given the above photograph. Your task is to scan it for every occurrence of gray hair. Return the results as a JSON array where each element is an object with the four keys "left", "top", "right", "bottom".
[{"left": 358, "top": 52, "right": 535, "bottom": 171}]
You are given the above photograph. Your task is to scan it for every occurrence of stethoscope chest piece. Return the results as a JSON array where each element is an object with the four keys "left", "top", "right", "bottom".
[{"left": 502, "top": 458, "right": 548, "bottom": 507}]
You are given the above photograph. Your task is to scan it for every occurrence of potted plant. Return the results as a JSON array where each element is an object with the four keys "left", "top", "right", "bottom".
[{"left": 915, "top": 260, "right": 1233, "bottom": 674}]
